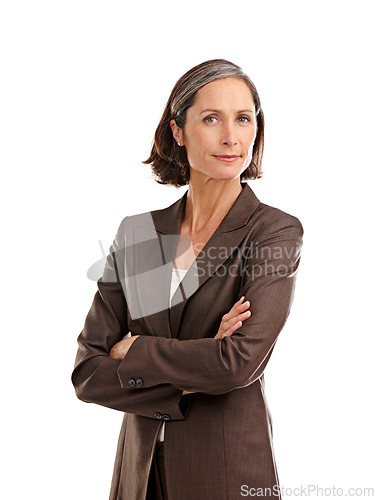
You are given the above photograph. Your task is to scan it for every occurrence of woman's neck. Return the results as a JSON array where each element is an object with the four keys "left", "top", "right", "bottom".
[{"left": 183, "top": 178, "right": 243, "bottom": 234}]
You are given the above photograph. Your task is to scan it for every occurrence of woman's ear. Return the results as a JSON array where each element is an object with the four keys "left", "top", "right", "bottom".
[{"left": 170, "top": 119, "right": 183, "bottom": 146}]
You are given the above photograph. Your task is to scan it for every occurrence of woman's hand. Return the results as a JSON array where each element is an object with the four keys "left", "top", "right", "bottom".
[
  {"left": 214, "top": 296, "right": 251, "bottom": 340},
  {"left": 113, "top": 297, "right": 250, "bottom": 393},
  {"left": 109, "top": 335, "right": 140, "bottom": 360},
  {"left": 181, "top": 297, "right": 251, "bottom": 396},
  {"left": 110, "top": 336, "right": 195, "bottom": 396}
]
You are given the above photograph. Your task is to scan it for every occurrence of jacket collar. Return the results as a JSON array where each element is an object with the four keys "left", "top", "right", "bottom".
[
  {"left": 139, "top": 182, "right": 261, "bottom": 339},
  {"left": 152, "top": 181, "right": 260, "bottom": 236}
]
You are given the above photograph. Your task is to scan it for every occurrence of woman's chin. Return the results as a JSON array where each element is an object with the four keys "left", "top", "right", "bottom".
[{"left": 191, "top": 165, "right": 244, "bottom": 182}]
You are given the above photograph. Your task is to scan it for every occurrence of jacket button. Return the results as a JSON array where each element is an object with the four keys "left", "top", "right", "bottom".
[
  {"left": 154, "top": 412, "right": 162, "bottom": 419},
  {"left": 135, "top": 378, "right": 144, "bottom": 387},
  {"left": 163, "top": 414, "right": 170, "bottom": 421},
  {"left": 127, "top": 378, "right": 136, "bottom": 387}
]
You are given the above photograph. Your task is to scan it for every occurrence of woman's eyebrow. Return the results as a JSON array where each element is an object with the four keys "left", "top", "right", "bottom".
[{"left": 199, "top": 108, "right": 254, "bottom": 114}]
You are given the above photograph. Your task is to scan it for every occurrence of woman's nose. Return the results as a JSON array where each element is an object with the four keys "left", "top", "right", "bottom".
[{"left": 221, "top": 123, "right": 238, "bottom": 146}]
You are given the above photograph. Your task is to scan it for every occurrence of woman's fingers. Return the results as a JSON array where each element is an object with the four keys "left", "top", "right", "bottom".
[
  {"left": 220, "top": 321, "right": 243, "bottom": 338},
  {"left": 221, "top": 306, "right": 251, "bottom": 328},
  {"left": 214, "top": 297, "right": 251, "bottom": 340},
  {"left": 221, "top": 309, "right": 251, "bottom": 332},
  {"left": 221, "top": 297, "right": 250, "bottom": 321},
  {"left": 221, "top": 300, "right": 251, "bottom": 330},
  {"left": 220, "top": 309, "right": 251, "bottom": 338}
]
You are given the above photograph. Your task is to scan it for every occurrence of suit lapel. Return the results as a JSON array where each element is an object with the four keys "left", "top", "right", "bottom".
[{"left": 151, "top": 182, "right": 260, "bottom": 339}]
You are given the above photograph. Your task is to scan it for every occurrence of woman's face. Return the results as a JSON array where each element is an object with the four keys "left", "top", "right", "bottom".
[{"left": 171, "top": 77, "right": 257, "bottom": 182}]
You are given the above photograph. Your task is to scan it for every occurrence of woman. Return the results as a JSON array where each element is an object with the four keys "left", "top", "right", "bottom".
[{"left": 72, "top": 59, "right": 304, "bottom": 500}]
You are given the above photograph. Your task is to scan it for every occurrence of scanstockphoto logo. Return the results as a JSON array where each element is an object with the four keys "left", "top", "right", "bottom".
[
  {"left": 240, "top": 484, "right": 375, "bottom": 497},
  {"left": 84, "top": 213, "right": 301, "bottom": 319},
  {"left": 86, "top": 239, "right": 300, "bottom": 283},
  {"left": 86, "top": 239, "right": 108, "bottom": 282},
  {"left": 87, "top": 240, "right": 297, "bottom": 281}
]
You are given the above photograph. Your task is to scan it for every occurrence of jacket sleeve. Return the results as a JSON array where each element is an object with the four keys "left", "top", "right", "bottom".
[
  {"left": 116, "top": 215, "right": 304, "bottom": 396},
  {"left": 71, "top": 217, "right": 190, "bottom": 420}
]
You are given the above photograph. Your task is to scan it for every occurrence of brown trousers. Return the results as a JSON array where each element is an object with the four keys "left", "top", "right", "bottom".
[{"left": 146, "top": 442, "right": 168, "bottom": 500}]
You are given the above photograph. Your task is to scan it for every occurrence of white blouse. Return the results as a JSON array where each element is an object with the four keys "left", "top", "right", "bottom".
[{"left": 157, "top": 267, "right": 188, "bottom": 443}]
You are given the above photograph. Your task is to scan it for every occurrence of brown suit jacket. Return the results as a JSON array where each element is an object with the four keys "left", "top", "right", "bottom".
[{"left": 71, "top": 182, "right": 304, "bottom": 500}]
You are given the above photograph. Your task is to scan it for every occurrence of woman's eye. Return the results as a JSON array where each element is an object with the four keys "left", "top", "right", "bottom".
[
  {"left": 203, "top": 116, "right": 217, "bottom": 123},
  {"left": 203, "top": 115, "right": 251, "bottom": 124}
]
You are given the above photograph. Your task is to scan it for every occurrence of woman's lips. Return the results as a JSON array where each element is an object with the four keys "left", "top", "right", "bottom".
[{"left": 213, "top": 155, "right": 241, "bottom": 162}]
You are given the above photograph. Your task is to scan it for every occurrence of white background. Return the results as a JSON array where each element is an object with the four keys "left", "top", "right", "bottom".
[{"left": 1, "top": 1, "right": 374, "bottom": 499}]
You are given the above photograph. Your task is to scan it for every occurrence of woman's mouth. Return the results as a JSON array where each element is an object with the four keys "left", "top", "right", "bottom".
[{"left": 213, "top": 155, "right": 241, "bottom": 162}]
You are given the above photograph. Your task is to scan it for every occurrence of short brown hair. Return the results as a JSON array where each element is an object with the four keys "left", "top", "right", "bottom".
[{"left": 142, "top": 59, "right": 265, "bottom": 187}]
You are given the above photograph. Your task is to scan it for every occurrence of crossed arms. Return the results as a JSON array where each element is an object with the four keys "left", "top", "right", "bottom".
[{"left": 71, "top": 215, "right": 303, "bottom": 421}]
